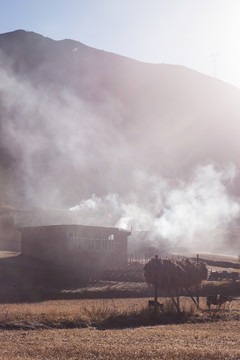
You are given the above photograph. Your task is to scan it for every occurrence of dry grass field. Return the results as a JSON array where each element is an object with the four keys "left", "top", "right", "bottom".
[
  {"left": 0, "top": 297, "right": 239, "bottom": 328},
  {"left": 0, "top": 297, "right": 239, "bottom": 359},
  {"left": 0, "top": 320, "right": 240, "bottom": 359},
  {"left": 0, "top": 251, "right": 239, "bottom": 358},
  {"left": 186, "top": 253, "right": 239, "bottom": 263}
]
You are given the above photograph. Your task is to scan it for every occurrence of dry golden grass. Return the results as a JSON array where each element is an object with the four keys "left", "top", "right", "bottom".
[
  {"left": 0, "top": 298, "right": 152, "bottom": 330},
  {"left": 0, "top": 298, "right": 139, "bottom": 331},
  {"left": 0, "top": 297, "right": 239, "bottom": 327},
  {"left": 144, "top": 258, "right": 208, "bottom": 291},
  {"left": 0, "top": 298, "right": 239, "bottom": 358},
  {"left": 0, "top": 320, "right": 239, "bottom": 359},
  {"left": 0, "top": 297, "right": 147, "bottom": 320},
  {"left": 183, "top": 253, "right": 239, "bottom": 263}
]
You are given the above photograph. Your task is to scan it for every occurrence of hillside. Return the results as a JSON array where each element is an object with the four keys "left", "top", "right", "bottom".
[
  {"left": 0, "top": 30, "right": 240, "bottom": 208},
  {"left": 0, "top": 30, "right": 240, "bottom": 256}
]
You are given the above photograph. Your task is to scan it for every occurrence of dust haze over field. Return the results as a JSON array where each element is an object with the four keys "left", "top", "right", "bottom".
[{"left": 0, "top": 30, "right": 240, "bottom": 254}]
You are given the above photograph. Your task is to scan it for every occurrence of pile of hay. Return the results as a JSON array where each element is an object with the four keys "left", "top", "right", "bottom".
[{"left": 143, "top": 257, "right": 208, "bottom": 291}]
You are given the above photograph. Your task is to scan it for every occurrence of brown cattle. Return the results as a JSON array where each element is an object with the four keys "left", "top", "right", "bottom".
[
  {"left": 148, "top": 300, "right": 164, "bottom": 311},
  {"left": 206, "top": 295, "right": 236, "bottom": 309}
]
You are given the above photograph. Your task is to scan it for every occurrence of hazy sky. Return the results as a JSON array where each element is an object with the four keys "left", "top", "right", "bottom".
[{"left": 1, "top": 0, "right": 240, "bottom": 88}]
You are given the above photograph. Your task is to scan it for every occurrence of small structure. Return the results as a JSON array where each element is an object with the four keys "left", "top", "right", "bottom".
[
  {"left": 20, "top": 225, "right": 131, "bottom": 277},
  {"left": 144, "top": 256, "right": 208, "bottom": 312},
  {"left": 208, "top": 270, "right": 239, "bottom": 282}
]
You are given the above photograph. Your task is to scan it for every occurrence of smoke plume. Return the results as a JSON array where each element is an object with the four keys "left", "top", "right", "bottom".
[
  {"left": 70, "top": 163, "right": 240, "bottom": 254},
  {"left": 0, "top": 31, "right": 240, "bottom": 255}
]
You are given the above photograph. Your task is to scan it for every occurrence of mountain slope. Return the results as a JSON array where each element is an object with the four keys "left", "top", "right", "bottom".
[{"left": 0, "top": 30, "right": 240, "bottom": 209}]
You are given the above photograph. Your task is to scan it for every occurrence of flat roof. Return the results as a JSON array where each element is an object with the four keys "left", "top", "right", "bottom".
[{"left": 19, "top": 224, "right": 131, "bottom": 234}]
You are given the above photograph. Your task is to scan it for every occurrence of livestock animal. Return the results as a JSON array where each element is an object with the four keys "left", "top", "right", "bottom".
[
  {"left": 206, "top": 295, "right": 236, "bottom": 309},
  {"left": 148, "top": 300, "right": 164, "bottom": 311}
]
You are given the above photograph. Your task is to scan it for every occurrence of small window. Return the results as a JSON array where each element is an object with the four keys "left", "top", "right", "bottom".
[
  {"left": 67, "top": 231, "right": 74, "bottom": 240},
  {"left": 68, "top": 231, "right": 76, "bottom": 250},
  {"left": 115, "top": 241, "right": 122, "bottom": 251},
  {"left": 108, "top": 234, "right": 114, "bottom": 241},
  {"left": 102, "top": 240, "right": 107, "bottom": 251},
  {"left": 87, "top": 239, "right": 94, "bottom": 250},
  {"left": 95, "top": 240, "right": 100, "bottom": 250},
  {"left": 108, "top": 241, "right": 114, "bottom": 252}
]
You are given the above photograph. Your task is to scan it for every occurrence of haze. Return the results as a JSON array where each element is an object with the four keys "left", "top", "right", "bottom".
[
  {"left": 0, "top": 1, "right": 240, "bottom": 254},
  {"left": 0, "top": 29, "right": 239, "bottom": 255}
]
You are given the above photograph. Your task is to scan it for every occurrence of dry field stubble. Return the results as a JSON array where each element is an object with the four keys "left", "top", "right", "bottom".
[
  {"left": 0, "top": 296, "right": 239, "bottom": 323},
  {"left": 0, "top": 321, "right": 240, "bottom": 359},
  {"left": 0, "top": 298, "right": 148, "bottom": 328},
  {"left": 0, "top": 298, "right": 239, "bottom": 359}
]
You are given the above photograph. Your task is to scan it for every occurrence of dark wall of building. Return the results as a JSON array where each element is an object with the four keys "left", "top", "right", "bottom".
[
  {"left": 0, "top": 213, "right": 21, "bottom": 251},
  {"left": 21, "top": 225, "right": 130, "bottom": 275}
]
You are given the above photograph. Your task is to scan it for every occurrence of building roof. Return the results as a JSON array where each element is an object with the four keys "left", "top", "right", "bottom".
[{"left": 19, "top": 224, "right": 131, "bottom": 234}]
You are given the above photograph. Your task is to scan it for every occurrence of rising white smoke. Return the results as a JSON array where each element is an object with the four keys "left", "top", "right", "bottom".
[
  {"left": 0, "top": 48, "right": 132, "bottom": 207},
  {"left": 153, "top": 163, "right": 240, "bottom": 253},
  {"left": 1, "top": 33, "right": 240, "bottom": 255},
  {"left": 70, "top": 163, "right": 240, "bottom": 254}
]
